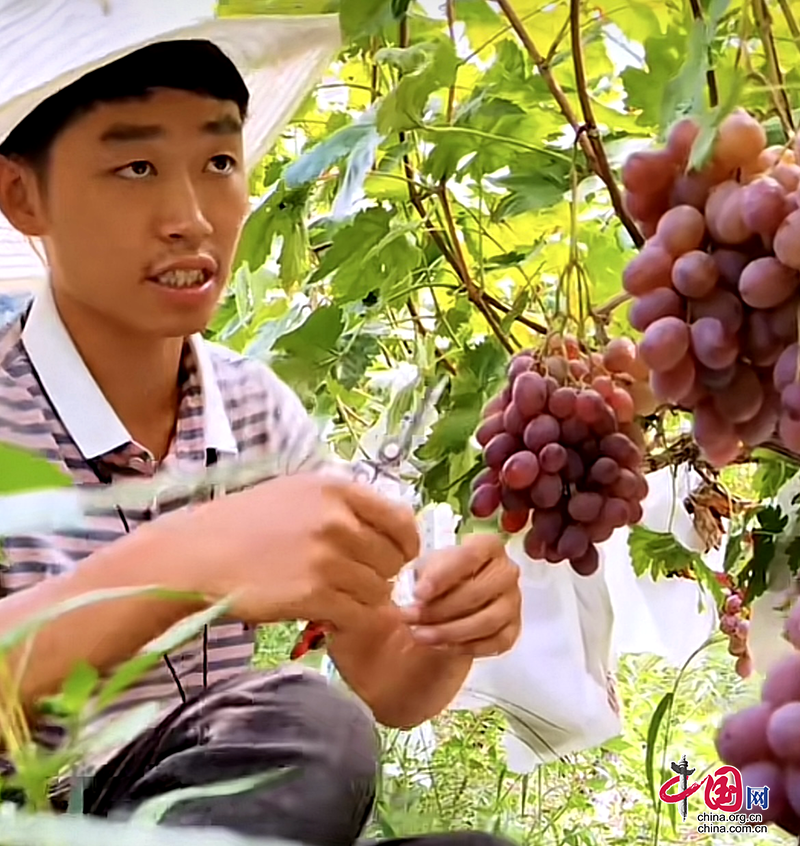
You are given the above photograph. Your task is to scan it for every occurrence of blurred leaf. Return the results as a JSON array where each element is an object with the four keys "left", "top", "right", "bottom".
[
  {"left": 130, "top": 769, "right": 298, "bottom": 826},
  {"left": 0, "top": 443, "right": 72, "bottom": 495}
]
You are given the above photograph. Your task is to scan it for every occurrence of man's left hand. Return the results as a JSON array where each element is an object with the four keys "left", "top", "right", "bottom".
[{"left": 399, "top": 533, "right": 521, "bottom": 657}]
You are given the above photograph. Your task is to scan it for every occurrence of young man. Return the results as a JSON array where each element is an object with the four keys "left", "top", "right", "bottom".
[{"left": 0, "top": 6, "right": 521, "bottom": 846}]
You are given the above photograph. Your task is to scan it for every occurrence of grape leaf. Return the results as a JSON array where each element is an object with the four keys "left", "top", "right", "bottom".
[{"left": 0, "top": 443, "right": 73, "bottom": 495}]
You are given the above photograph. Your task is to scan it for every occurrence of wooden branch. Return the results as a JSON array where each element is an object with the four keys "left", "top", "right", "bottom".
[
  {"left": 688, "top": 0, "right": 720, "bottom": 107},
  {"left": 777, "top": 0, "right": 800, "bottom": 48},
  {"left": 495, "top": 0, "right": 643, "bottom": 248},
  {"left": 752, "top": 0, "right": 795, "bottom": 134},
  {"left": 568, "top": 0, "right": 643, "bottom": 248}
]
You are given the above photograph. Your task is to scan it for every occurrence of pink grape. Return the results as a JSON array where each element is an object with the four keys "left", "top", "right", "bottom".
[
  {"left": 470, "top": 485, "right": 501, "bottom": 519},
  {"left": 762, "top": 653, "right": 800, "bottom": 705},
  {"left": 501, "top": 451, "right": 540, "bottom": 490},
  {"left": 529, "top": 509, "right": 564, "bottom": 545},
  {"left": 782, "top": 383, "right": 800, "bottom": 419},
  {"left": 588, "top": 456, "right": 621, "bottom": 486},
  {"left": 512, "top": 371, "right": 548, "bottom": 417},
  {"left": 539, "top": 442, "right": 567, "bottom": 473},
  {"left": 650, "top": 355, "right": 696, "bottom": 403},
  {"left": 716, "top": 703, "right": 773, "bottom": 768},
  {"left": 548, "top": 387, "right": 578, "bottom": 419},
  {"left": 767, "top": 702, "right": 800, "bottom": 761},
  {"left": 557, "top": 524, "right": 589, "bottom": 560},
  {"left": 531, "top": 473, "right": 563, "bottom": 509},
  {"left": 691, "top": 317, "right": 738, "bottom": 370},
  {"left": 560, "top": 416, "right": 590, "bottom": 445},
  {"left": 739, "top": 761, "right": 787, "bottom": 822},
  {"left": 639, "top": 316, "right": 691, "bottom": 372},
  {"left": 503, "top": 403, "right": 528, "bottom": 436},
  {"left": 485, "top": 433, "right": 520, "bottom": 469},
  {"left": 570, "top": 544, "right": 600, "bottom": 576},
  {"left": 476, "top": 413, "right": 505, "bottom": 446},
  {"left": 523, "top": 415, "right": 560, "bottom": 453},
  {"left": 567, "top": 492, "right": 604, "bottom": 523},
  {"left": 774, "top": 344, "right": 800, "bottom": 391}
]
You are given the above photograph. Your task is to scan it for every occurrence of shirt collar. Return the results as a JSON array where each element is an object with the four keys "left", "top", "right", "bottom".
[{"left": 20, "top": 286, "right": 238, "bottom": 461}]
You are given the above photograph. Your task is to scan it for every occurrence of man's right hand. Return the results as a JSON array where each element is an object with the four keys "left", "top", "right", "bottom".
[{"left": 157, "top": 473, "right": 421, "bottom": 633}]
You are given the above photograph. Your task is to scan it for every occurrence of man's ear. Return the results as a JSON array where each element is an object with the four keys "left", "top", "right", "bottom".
[{"left": 0, "top": 155, "right": 47, "bottom": 238}]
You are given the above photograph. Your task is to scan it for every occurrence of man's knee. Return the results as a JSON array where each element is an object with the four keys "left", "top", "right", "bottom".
[{"left": 197, "top": 667, "right": 380, "bottom": 783}]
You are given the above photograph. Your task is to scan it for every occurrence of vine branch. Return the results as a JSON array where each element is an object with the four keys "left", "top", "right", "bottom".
[
  {"left": 752, "top": 0, "right": 795, "bottom": 134},
  {"left": 495, "top": 0, "right": 643, "bottom": 248},
  {"left": 688, "top": 0, "right": 720, "bottom": 108}
]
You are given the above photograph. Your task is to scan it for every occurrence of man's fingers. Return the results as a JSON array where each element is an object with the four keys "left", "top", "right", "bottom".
[
  {"left": 413, "top": 533, "right": 503, "bottom": 603},
  {"left": 446, "top": 624, "right": 520, "bottom": 657},
  {"left": 328, "top": 555, "right": 394, "bottom": 608},
  {"left": 410, "top": 600, "right": 509, "bottom": 646},
  {"left": 337, "top": 482, "right": 420, "bottom": 564},
  {"left": 403, "top": 560, "right": 518, "bottom": 626}
]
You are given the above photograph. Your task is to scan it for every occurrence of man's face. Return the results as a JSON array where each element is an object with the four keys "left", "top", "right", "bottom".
[{"left": 20, "top": 88, "right": 249, "bottom": 339}]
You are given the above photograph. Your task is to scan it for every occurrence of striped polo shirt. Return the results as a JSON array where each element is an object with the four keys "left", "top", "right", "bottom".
[{"left": 0, "top": 285, "right": 322, "bottom": 762}]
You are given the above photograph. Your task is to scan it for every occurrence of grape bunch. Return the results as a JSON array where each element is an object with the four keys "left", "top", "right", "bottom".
[
  {"left": 621, "top": 109, "right": 800, "bottom": 465},
  {"left": 719, "top": 588, "right": 752, "bottom": 678},
  {"left": 469, "top": 339, "right": 650, "bottom": 577},
  {"left": 714, "top": 601, "right": 800, "bottom": 835}
]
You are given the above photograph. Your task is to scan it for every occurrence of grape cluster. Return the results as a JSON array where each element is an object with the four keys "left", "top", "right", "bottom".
[
  {"left": 622, "top": 109, "right": 800, "bottom": 465},
  {"left": 719, "top": 588, "right": 752, "bottom": 678},
  {"left": 715, "top": 602, "right": 800, "bottom": 835},
  {"left": 469, "top": 338, "right": 650, "bottom": 577}
]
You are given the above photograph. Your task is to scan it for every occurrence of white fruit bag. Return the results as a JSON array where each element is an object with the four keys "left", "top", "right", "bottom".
[{"left": 448, "top": 531, "right": 621, "bottom": 770}]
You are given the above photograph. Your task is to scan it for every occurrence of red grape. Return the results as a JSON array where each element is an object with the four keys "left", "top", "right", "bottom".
[
  {"left": 761, "top": 654, "right": 800, "bottom": 706},
  {"left": 476, "top": 413, "right": 505, "bottom": 446},
  {"left": 485, "top": 433, "right": 520, "bottom": 469},
  {"left": 500, "top": 509, "right": 529, "bottom": 534},
  {"left": 529, "top": 508, "right": 564, "bottom": 546},
  {"left": 774, "top": 344, "right": 800, "bottom": 391},
  {"left": 656, "top": 205, "right": 706, "bottom": 256},
  {"left": 650, "top": 355, "right": 696, "bottom": 403},
  {"left": 563, "top": 449, "right": 584, "bottom": 483},
  {"left": 742, "top": 176, "right": 791, "bottom": 237},
  {"left": 523, "top": 414, "right": 560, "bottom": 453},
  {"left": 574, "top": 390, "right": 605, "bottom": 424},
  {"left": 503, "top": 402, "right": 528, "bottom": 436},
  {"left": 767, "top": 702, "right": 800, "bottom": 762},
  {"left": 782, "top": 383, "right": 800, "bottom": 419},
  {"left": 640, "top": 316, "right": 690, "bottom": 372},
  {"left": 548, "top": 387, "right": 577, "bottom": 419},
  {"left": 690, "top": 288, "right": 744, "bottom": 334},
  {"left": 628, "top": 287, "right": 684, "bottom": 332},
  {"left": 568, "top": 492, "right": 604, "bottom": 523},
  {"left": 588, "top": 456, "right": 621, "bottom": 486},
  {"left": 531, "top": 473, "right": 563, "bottom": 509},
  {"left": 623, "top": 243, "right": 674, "bottom": 296},
  {"left": 570, "top": 544, "right": 600, "bottom": 576},
  {"left": 560, "top": 416, "right": 590, "bottom": 445},
  {"left": 600, "top": 433, "right": 642, "bottom": 469},
  {"left": 508, "top": 355, "right": 534, "bottom": 381},
  {"left": 690, "top": 317, "right": 738, "bottom": 370},
  {"left": 501, "top": 451, "right": 540, "bottom": 490},
  {"left": 739, "top": 761, "right": 787, "bottom": 822},
  {"left": 471, "top": 467, "right": 499, "bottom": 489},
  {"left": 539, "top": 442, "right": 567, "bottom": 473},
  {"left": 470, "top": 484, "right": 501, "bottom": 519},
  {"left": 672, "top": 250, "right": 718, "bottom": 298},
  {"left": 512, "top": 371, "right": 548, "bottom": 417},
  {"left": 714, "top": 365, "right": 764, "bottom": 423},
  {"left": 557, "top": 524, "right": 590, "bottom": 560},
  {"left": 716, "top": 703, "right": 773, "bottom": 768},
  {"left": 712, "top": 249, "right": 750, "bottom": 288},
  {"left": 602, "top": 497, "right": 630, "bottom": 528},
  {"left": 739, "top": 256, "right": 799, "bottom": 309}
]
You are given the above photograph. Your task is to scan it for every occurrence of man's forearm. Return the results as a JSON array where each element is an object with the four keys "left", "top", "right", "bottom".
[
  {"left": 0, "top": 521, "right": 205, "bottom": 714},
  {"left": 330, "top": 608, "right": 473, "bottom": 730}
]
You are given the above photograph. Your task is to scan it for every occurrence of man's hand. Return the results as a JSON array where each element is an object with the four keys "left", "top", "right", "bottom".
[
  {"left": 399, "top": 533, "right": 521, "bottom": 657},
  {"left": 164, "top": 473, "right": 420, "bottom": 632}
]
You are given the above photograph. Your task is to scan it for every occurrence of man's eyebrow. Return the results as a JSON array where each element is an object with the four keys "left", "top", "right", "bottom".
[{"left": 99, "top": 115, "right": 242, "bottom": 143}]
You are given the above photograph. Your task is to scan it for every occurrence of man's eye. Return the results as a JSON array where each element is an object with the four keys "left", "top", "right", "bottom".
[
  {"left": 206, "top": 155, "right": 237, "bottom": 174},
  {"left": 116, "top": 161, "right": 154, "bottom": 179}
]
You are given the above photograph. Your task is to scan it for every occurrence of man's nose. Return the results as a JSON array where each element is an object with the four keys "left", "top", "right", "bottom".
[{"left": 157, "top": 175, "right": 213, "bottom": 243}]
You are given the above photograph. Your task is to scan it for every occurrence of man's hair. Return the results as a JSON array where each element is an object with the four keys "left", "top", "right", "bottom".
[{"left": 0, "top": 40, "right": 250, "bottom": 174}]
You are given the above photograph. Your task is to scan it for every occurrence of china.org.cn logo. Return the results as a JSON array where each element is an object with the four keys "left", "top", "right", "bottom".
[{"left": 658, "top": 754, "right": 770, "bottom": 835}]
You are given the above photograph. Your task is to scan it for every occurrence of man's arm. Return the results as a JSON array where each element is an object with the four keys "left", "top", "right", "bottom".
[
  {"left": 330, "top": 534, "right": 521, "bottom": 729},
  {"left": 0, "top": 521, "right": 204, "bottom": 715},
  {"left": 329, "top": 606, "right": 473, "bottom": 729}
]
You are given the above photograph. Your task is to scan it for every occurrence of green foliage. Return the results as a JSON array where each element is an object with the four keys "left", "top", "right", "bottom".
[{"left": 0, "top": 443, "right": 72, "bottom": 495}]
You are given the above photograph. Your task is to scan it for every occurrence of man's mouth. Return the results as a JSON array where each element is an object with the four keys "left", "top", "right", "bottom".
[{"left": 150, "top": 268, "right": 212, "bottom": 289}]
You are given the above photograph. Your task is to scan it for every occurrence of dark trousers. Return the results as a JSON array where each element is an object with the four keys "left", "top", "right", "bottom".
[{"left": 81, "top": 667, "right": 515, "bottom": 846}]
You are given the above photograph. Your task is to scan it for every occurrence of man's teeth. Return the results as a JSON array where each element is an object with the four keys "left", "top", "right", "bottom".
[{"left": 154, "top": 269, "right": 207, "bottom": 288}]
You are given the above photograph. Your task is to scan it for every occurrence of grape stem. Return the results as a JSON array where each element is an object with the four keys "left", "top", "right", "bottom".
[
  {"left": 495, "top": 0, "right": 643, "bottom": 248},
  {"left": 776, "top": 0, "right": 800, "bottom": 49},
  {"left": 396, "top": 17, "right": 516, "bottom": 356},
  {"left": 751, "top": 0, "right": 795, "bottom": 134},
  {"left": 687, "top": 0, "right": 720, "bottom": 107}
]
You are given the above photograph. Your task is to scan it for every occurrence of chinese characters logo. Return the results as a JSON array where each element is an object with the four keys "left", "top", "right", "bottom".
[{"left": 659, "top": 754, "right": 769, "bottom": 821}]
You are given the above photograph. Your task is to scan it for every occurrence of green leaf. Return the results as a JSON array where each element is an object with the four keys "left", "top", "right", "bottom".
[
  {"left": 376, "top": 38, "right": 459, "bottom": 135},
  {"left": 644, "top": 692, "right": 673, "bottom": 810},
  {"left": 284, "top": 119, "right": 381, "bottom": 188},
  {"left": 130, "top": 769, "right": 298, "bottom": 826},
  {"left": 628, "top": 525, "right": 704, "bottom": 579},
  {"left": 0, "top": 443, "right": 73, "bottom": 495},
  {"left": 340, "top": 0, "right": 395, "bottom": 39}
]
